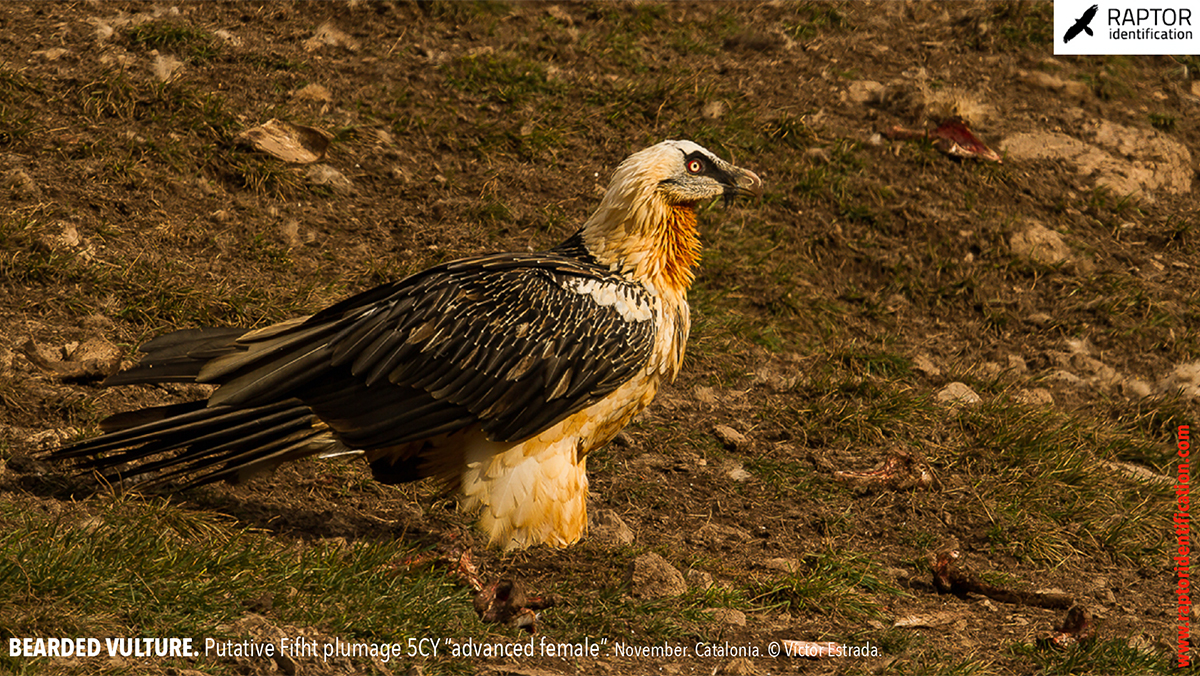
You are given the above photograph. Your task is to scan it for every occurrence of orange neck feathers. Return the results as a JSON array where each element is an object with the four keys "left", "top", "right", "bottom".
[{"left": 654, "top": 205, "right": 701, "bottom": 294}]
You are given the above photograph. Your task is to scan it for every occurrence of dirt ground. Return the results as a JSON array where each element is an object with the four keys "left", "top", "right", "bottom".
[{"left": 1, "top": 2, "right": 1197, "bottom": 675}]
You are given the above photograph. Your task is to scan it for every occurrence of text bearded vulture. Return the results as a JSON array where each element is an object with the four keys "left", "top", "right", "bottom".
[{"left": 50, "top": 140, "right": 762, "bottom": 550}]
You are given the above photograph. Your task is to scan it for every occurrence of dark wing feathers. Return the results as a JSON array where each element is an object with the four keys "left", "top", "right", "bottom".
[
  {"left": 315, "top": 255, "right": 654, "bottom": 444},
  {"left": 216, "top": 253, "right": 654, "bottom": 446},
  {"left": 51, "top": 252, "right": 656, "bottom": 486}
]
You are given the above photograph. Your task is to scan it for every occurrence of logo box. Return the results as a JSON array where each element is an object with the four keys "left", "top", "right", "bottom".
[{"left": 1055, "top": 1, "right": 1199, "bottom": 54}]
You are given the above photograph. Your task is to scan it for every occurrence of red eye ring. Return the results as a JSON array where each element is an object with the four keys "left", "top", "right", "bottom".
[{"left": 686, "top": 159, "right": 703, "bottom": 174}]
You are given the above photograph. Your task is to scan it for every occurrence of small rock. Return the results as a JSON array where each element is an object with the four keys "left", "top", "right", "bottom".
[
  {"left": 912, "top": 353, "right": 941, "bottom": 378},
  {"left": 151, "top": 53, "right": 184, "bottom": 83},
  {"left": 713, "top": 425, "right": 749, "bottom": 451},
  {"left": 693, "top": 522, "right": 753, "bottom": 545},
  {"left": 57, "top": 222, "right": 81, "bottom": 247},
  {"left": 979, "top": 361, "right": 1003, "bottom": 379},
  {"left": 1015, "top": 388, "right": 1055, "bottom": 406},
  {"left": 806, "top": 147, "right": 832, "bottom": 163},
  {"left": 1101, "top": 460, "right": 1172, "bottom": 486},
  {"left": 632, "top": 453, "right": 668, "bottom": 470},
  {"left": 845, "top": 79, "right": 884, "bottom": 105},
  {"left": 694, "top": 385, "right": 719, "bottom": 406},
  {"left": 894, "top": 611, "right": 964, "bottom": 628},
  {"left": 1027, "top": 312, "right": 1053, "bottom": 327},
  {"left": 293, "top": 83, "right": 332, "bottom": 103},
  {"left": 374, "top": 128, "right": 396, "bottom": 146},
  {"left": 591, "top": 509, "right": 634, "bottom": 546},
  {"left": 1121, "top": 378, "right": 1152, "bottom": 399},
  {"left": 32, "top": 47, "right": 70, "bottom": 61},
  {"left": 1010, "top": 222, "right": 1072, "bottom": 266},
  {"left": 1020, "top": 70, "right": 1090, "bottom": 99},
  {"left": 1050, "top": 370, "right": 1085, "bottom": 388},
  {"left": 3, "top": 168, "right": 40, "bottom": 198},
  {"left": 19, "top": 338, "right": 61, "bottom": 368},
  {"left": 627, "top": 552, "right": 687, "bottom": 599},
  {"left": 751, "top": 364, "right": 797, "bottom": 391},
  {"left": 1007, "top": 355, "right": 1028, "bottom": 374},
  {"left": 702, "top": 100, "right": 728, "bottom": 120},
  {"left": 72, "top": 338, "right": 122, "bottom": 368},
  {"left": 278, "top": 219, "right": 301, "bottom": 247},
  {"left": 213, "top": 29, "right": 242, "bottom": 46},
  {"left": 686, "top": 569, "right": 713, "bottom": 590},
  {"left": 1160, "top": 361, "right": 1200, "bottom": 399},
  {"left": 20, "top": 337, "right": 121, "bottom": 381},
  {"left": 705, "top": 608, "right": 747, "bottom": 626},
  {"left": 720, "top": 657, "right": 757, "bottom": 675},
  {"left": 306, "top": 164, "right": 355, "bottom": 194},
  {"left": 762, "top": 557, "right": 800, "bottom": 574},
  {"left": 936, "top": 382, "right": 981, "bottom": 406},
  {"left": 237, "top": 119, "right": 330, "bottom": 164},
  {"left": 304, "top": 21, "right": 360, "bottom": 52},
  {"left": 722, "top": 461, "right": 751, "bottom": 482}
]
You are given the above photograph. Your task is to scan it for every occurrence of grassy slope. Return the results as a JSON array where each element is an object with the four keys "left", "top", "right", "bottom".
[{"left": 0, "top": 2, "right": 1195, "bottom": 675}]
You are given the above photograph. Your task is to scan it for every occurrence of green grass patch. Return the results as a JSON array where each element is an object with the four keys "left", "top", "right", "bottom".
[
  {"left": 127, "top": 21, "right": 222, "bottom": 63},
  {"left": 1012, "top": 637, "right": 1174, "bottom": 675},
  {"left": 442, "top": 52, "right": 561, "bottom": 105},
  {"left": 0, "top": 496, "right": 482, "bottom": 674},
  {"left": 956, "top": 404, "right": 1169, "bottom": 565},
  {"left": 747, "top": 551, "right": 902, "bottom": 620}
]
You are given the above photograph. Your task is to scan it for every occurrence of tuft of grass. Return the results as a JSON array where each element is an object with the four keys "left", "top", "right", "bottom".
[
  {"left": 75, "top": 73, "right": 237, "bottom": 158},
  {"left": 744, "top": 456, "right": 822, "bottom": 499},
  {"left": 545, "top": 572, "right": 710, "bottom": 644},
  {"left": 956, "top": 403, "right": 1169, "bottom": 565},
  {"left": 782, "top": 2, "right": 851, "bottom": 41},
  {"left": 0, "top": 63, "right": 40, "bottom": 146},
  {"left": 993, "top": 1, "right": 1054, "bottom": 47},
  {"left": 221, "top": 149, "right": 302, "bottom": 198},
  {"left": 467, "top": 197, "right": 513, "bottom": 226},
  {"left": 442, "top": 52, "right": 560, "bottom": 105},
  {"left": 127, "top": 21, "right": 221, "bottom": 63},
  {"left": 747, "top": 551, "right": 902, "bottom": 620},
  {"left": 762, "top": 112, "right": 816, "bottom": 149},
  {"left": 1011, "top": 638, "right": 1174, "bottom": 675},
  {"left": 1148, "top": 112, "right": 1176, "bottom": 132}
]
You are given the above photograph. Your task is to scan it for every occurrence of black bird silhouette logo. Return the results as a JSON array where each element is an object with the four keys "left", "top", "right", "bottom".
[{"left": 1064, "top": 4, "right": 1099, "bottom": 43}]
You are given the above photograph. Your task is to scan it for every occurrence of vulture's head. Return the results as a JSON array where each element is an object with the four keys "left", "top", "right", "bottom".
[
  {"left": 615, "top": 139, "right": 762, "bottom": 208},
  {"left": 582, "top": 140, "right": 762, "bottom": 291}
]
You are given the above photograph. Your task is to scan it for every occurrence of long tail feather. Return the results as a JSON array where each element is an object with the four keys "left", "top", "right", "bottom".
[{"left": 48, "top": 399, "right": 342, "bottom": 489}]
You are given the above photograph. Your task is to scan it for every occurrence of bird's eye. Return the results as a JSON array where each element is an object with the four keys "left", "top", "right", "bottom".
[{"left": 686, "top": 158, "right": 704, "bottom": 174}]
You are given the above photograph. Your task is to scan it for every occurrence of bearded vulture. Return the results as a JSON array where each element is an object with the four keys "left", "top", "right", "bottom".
[{"left": 50, "top": 140, "right": 762, "bottom": 549}]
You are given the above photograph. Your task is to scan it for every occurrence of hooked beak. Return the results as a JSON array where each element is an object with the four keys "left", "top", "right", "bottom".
[{"left": 723, "top": 166, "right": 763, "bottom": 206}]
